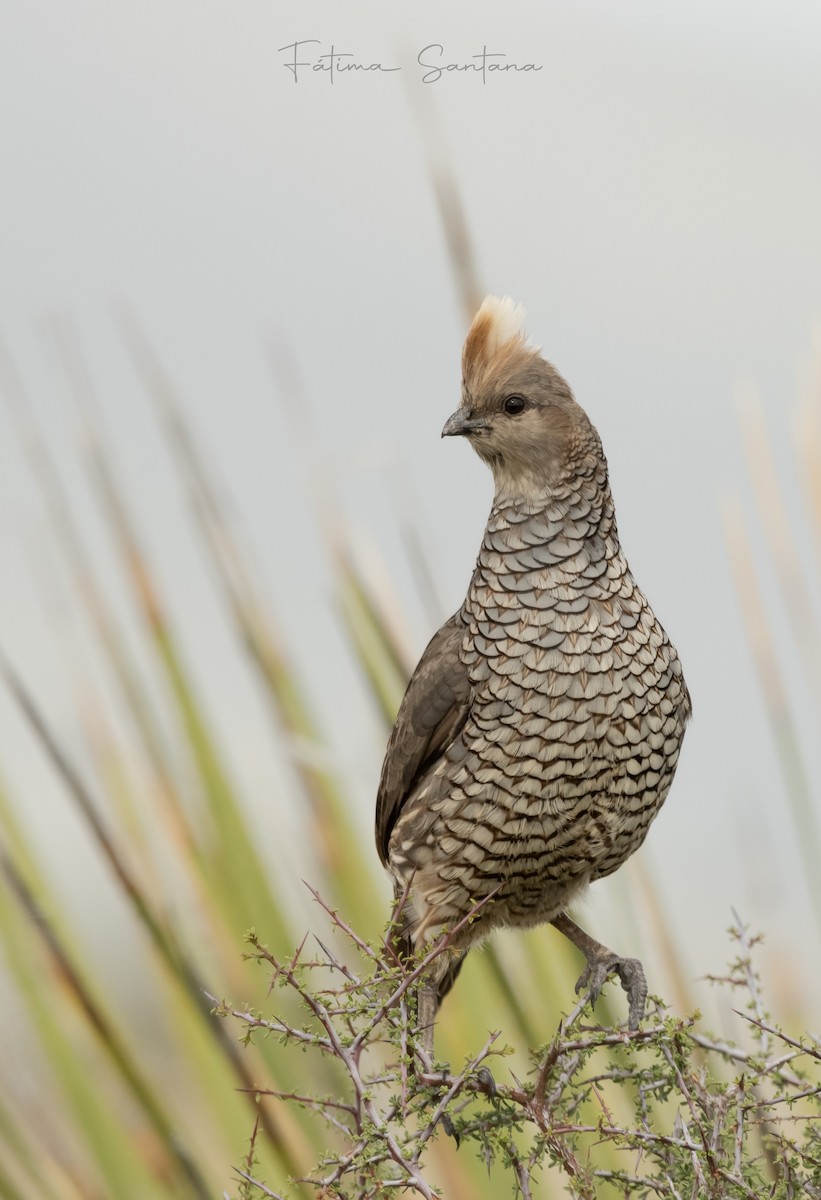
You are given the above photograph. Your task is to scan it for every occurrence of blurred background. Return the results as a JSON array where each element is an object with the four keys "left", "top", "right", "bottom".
[{"left": 1, "top": 1, "right": 820, "bottom": 1197}]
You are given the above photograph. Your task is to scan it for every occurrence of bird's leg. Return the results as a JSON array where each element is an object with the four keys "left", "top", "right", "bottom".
[
  {"left": 416, "top": 977, "right": 439, "bottom": 1063},
  {"left": 551, "top": 912, "right": 647, "bottom": 1029},
  {"left": 414, "top": 948, "right": 463, "bottom": 1067},
  {"left": 414, "top": 962, "right": 495, "bottom": 1146}
]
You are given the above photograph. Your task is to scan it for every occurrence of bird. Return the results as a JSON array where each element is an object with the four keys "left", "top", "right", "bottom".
[{"left": 375, "top": 295, "right": 690, "bottom": 1058}]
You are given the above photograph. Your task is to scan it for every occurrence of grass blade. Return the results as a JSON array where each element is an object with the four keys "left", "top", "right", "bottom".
[{"left": 722, "top": 494, "right": 821, "bottom": 935}]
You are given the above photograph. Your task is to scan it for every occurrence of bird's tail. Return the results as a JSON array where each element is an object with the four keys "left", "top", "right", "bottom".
[
  {"left": 387, "top": 885, "right": 414, "bottom": 969},
  {"left": 388, "top": 881, "right": 468, "bottom": 1014},
  {"left": 436, "top": 951, "right": 467, "bottom": 1006}
]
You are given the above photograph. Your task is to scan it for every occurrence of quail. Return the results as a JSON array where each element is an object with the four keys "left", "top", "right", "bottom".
[{"left": 375, "top": 296, "right": 690, "bottom": 1055}]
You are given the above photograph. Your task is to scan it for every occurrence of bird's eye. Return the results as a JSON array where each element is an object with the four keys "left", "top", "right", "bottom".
[{"left": 504, "top": 395, "right": 526, "bottom": 415}]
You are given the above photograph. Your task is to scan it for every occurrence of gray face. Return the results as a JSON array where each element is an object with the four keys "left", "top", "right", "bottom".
[{"left": 442, "top": 356, "right": 596, "bottom": 496}]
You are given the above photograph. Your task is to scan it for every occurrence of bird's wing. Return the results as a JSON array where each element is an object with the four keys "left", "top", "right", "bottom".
[{"left": 375, "top": 611, "right": 472, "bottom": 866}]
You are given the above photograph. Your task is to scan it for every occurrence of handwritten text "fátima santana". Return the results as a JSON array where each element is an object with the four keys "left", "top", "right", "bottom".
[{"left": 279, "top": 42, "right": 543, "bottom": 84}]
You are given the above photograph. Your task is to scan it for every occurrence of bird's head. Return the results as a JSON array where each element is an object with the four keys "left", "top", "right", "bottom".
[{"left": 443, "top": 296, "right": 601, "bottom": 500}]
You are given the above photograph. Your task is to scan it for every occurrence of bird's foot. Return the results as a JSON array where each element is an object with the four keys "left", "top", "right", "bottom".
[
  {"left": 414, "top": 1063, "right": 496, "bottom": 1088},
  {"left": 424, "top": 1065, "right": 498, "bottom": 1147},
  {"left": 414, "top": 1063, "right": 497, "bottom": 1102},
  {"left": 441, "top": 1113, "right": 460, "bottom": 1147},
  {"left": 552, "top": 913, "right": 648, "bottom": 1030},
  {"left": 575, "top": 953, "right": 647, "bottom": 1030},
  {"left": 475, "top": 1066, "right": 498, "bottom": 1099}
]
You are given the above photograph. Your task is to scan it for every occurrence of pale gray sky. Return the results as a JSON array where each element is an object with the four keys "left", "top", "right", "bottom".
[{"left": 1, "top": 0, "right": 821, "bottom": 1013}]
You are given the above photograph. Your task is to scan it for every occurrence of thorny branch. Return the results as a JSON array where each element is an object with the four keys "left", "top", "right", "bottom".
[{"left": 216, "top": 903, "right": 821, "bottom": 1200}]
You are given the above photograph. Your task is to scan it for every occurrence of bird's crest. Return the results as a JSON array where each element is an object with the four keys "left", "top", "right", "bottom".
[{"left": 462, "top": 295, "right": 537, "bottom": 399}]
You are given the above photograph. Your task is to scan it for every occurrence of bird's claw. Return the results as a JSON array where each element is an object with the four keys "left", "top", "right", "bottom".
[
  {"left": 475, "top": 1066, "right": 497, "bottom": 1098},
  {"left": 615, "top": 958, "right": 648, "bottom": 1029},
  {"left": 574, "top": 957, "right": 611, "bottom": 1001},
  {"left": 575, "top": 954, "right": 647, "bottom": 1029},
  {"left": 441, "top": 1112, "right": 460, "bottom": 1147}
]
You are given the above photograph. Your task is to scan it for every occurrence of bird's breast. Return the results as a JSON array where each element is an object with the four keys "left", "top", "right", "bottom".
[{"left": 458, "top": 552, "right": 689, "bottom": 792}]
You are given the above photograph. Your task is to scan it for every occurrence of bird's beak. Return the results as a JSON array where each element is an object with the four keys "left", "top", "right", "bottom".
[{"left": 441, "top": 409, "right": 488, "bottom": 438}]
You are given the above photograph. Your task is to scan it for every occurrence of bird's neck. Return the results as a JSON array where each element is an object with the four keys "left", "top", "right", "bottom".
[
  {"left": 480, "top": 460, "right": 623, "bottom": 583},
  {"left": 490, "top": 455, "right": 614, "bottom": 528},
  {"left": 489, "top": 431, "right": 608, "bottom": 510}
]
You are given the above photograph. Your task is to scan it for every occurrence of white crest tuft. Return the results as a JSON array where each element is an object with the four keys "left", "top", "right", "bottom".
[
  {"left": 462, "top": 295, "right": 539, "bottom": 394},
  {"left": 476, "top": 295, "right": 529, "bottom": 357}
]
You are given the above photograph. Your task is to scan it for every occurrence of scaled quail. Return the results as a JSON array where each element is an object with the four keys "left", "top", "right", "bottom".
[{"left": 375, "top": 296, "right": 690, "bottom": 1056}]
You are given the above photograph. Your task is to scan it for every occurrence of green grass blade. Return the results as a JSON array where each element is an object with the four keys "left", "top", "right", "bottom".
[
  {"left": 0, "top": 1086, "right": 70, "bottom": 1200},
  {"left": 0, "top": 333, "right": 205, "bottom": 873},
  {"left": 738, "top": 391, "right": 821, "bottom": 711},
  {"left": 405, "top": 83, "right": 483, "bottom": 322},
  {"left": 117, "top": 313, "right": 385, "bottom": 925},
  {"left": 0, "top": 863, "right": 165, "bottom": 1198},
  {"left": 48, "top": 320, "right": 292, "bottom": 948},
  {"left": 0, "top": 847, "right": 211, "bottom": 1200},
  {"left": 723, "top": 494, "right": 821, "bottom": 935},
  {"left": 0, "top": 651, "right": 306, "bottom": 1181}
]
